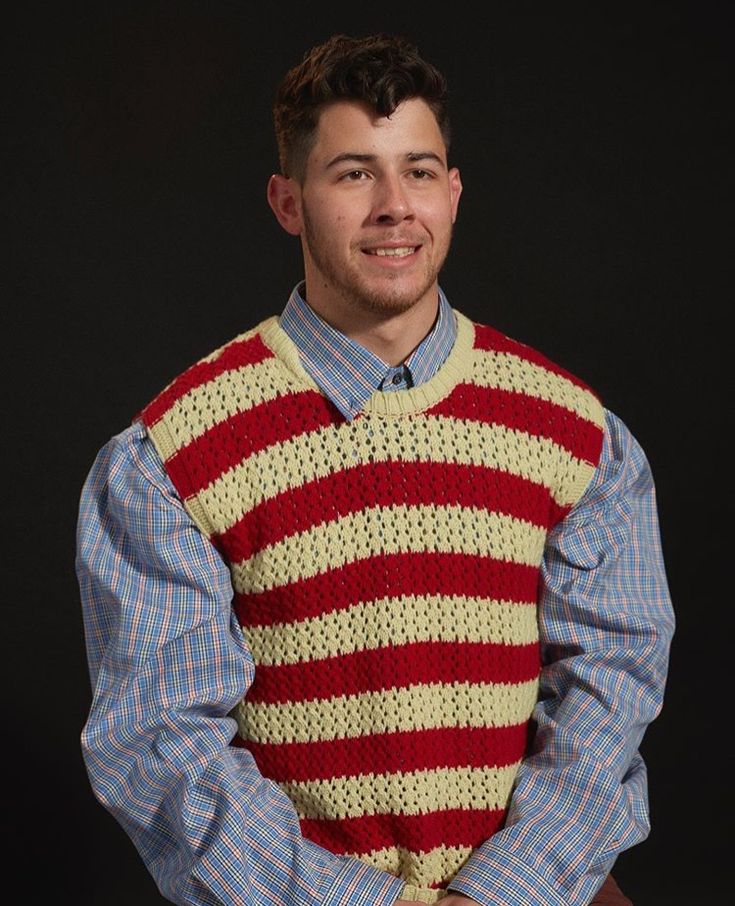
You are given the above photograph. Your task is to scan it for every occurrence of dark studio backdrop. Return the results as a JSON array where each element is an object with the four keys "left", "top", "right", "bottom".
[{"left": 6, "top": 1, "right": 730, "bottom": 903}]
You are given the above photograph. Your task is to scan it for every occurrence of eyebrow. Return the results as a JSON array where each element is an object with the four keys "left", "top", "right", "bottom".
[{"left": 324, "top": 151, "right": 446, "bottom": 170}]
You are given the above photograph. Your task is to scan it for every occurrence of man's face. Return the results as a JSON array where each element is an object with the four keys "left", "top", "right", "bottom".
[{"left": 285, "top": 98, "right": 462, "bottom": 319}]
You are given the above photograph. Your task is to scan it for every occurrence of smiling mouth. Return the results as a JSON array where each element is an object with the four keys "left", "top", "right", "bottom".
[{"left": 364, "top": 246, "right": 419, "bottom": 258}]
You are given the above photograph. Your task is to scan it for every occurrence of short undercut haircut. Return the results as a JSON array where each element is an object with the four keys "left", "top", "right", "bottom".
[{"left": 273, "top": 33, "right": 451, "bottom": 183}]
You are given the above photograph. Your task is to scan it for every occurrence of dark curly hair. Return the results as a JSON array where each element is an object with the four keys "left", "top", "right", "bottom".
[{"left": 273, "top": 33, "right": 451, "bottom": 182}]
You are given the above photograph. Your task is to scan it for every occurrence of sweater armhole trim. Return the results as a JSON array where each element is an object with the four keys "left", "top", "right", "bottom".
[{"left": 140, "top": 417, "right": 216, "bottom": 540}]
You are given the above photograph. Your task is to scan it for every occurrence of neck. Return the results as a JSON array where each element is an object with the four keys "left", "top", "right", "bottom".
[{"left": 302, "top": 286, "right": 440, "bottom": 367}]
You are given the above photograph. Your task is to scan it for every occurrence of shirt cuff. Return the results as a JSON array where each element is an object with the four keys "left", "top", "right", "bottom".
[{"left": 448, "top": 848, "right": 567, "bottom": 906}]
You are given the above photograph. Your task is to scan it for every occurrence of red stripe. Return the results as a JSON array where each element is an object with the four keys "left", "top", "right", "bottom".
[
  {"left": 218, "top": 461, "right": 553, "bottom": 564},
  {"left": 233, "top": 550, "right": 538, "bottom": 628},
  {"left": 473, "top": 322, "right": 601, "bottom": 394},
  {"left": 164, "top": 389, "right": 342, "bottom": 499},
  {"left": 300, "top": 807, "right": 507, "bottom": 859},
  {"left": 236, "top": 724, "right": 530, "bottom": 782},
  {"left": 137, "top": 334, "right": 275, "bottom": 427},
  {"left": 246, "top": 639, "right": 540, "bottom": 704},
  {"left": 428, "top": 383, "right": 603, "bottom": 462}
]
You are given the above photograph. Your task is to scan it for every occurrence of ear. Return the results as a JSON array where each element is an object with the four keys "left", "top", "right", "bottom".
[
  {"left": 448, "top": 167, "right": 463, "bottom": 224},
  {"left": 267, "top": 173, "right": 303, "bottom": 236}
]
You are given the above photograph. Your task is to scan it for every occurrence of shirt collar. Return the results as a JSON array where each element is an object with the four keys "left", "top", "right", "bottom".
[{"left": 278, "top": 282, "right": 457, "bottom": 420}]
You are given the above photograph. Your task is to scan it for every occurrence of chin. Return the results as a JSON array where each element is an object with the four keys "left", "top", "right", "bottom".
[
  {"left": 352, "top": 277, "right": 436, "bottom": 316},
  {"left": 353, "top": 292, "right": 423, "bottom": 317}
]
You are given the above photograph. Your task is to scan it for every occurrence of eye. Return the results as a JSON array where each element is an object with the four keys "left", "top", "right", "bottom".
[
  {"left": 341, "top": 169, "right": 369, "bottom": 181},
  {"left": 410, "top": 169, "right": 434, "bottom": 179}
]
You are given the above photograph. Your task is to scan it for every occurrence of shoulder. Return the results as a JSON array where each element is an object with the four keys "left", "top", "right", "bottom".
[
  {"left": 83, "top": 421, "right": 184, "bottom": 511},
  {"left": 469, "top": 316, "right": 601, "bottom": 401},
  {"left": 134, "top": 317, "right": 278, "bottom": 430},
  {"left": 577, "top": 408, "right": 656, "bottom": 512},
  {"left": 461, "top": 313, "right": 605, "bottom": 429}
]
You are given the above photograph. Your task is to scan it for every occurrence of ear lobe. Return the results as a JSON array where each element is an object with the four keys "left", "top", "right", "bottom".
[{"left": 267, "top": 174, "right": 303, "bottom": 236}]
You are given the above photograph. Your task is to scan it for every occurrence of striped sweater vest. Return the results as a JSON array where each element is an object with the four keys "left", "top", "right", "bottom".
[{"left": 136, "top": 308, "right": 605, "bottom": 902}]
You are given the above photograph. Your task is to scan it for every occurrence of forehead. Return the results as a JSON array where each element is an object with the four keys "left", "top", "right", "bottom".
[{"left": 309, "top": 97, "right": 447, "bottom": 165}]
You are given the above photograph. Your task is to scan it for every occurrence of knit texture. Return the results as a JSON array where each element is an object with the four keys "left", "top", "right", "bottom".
[{"left": 136, "top": 308, "right": 605, "bottom": 900}]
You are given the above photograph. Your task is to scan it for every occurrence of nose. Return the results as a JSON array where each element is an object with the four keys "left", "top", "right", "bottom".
[{"left": 371, "top": 174, "right": 413, "bottom": 224}]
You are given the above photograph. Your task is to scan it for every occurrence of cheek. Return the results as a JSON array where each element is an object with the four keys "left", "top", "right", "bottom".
[
  {"left": 423, "top": 205, "right": 454, "bottom": 239},
  {"left": 306, "top": 192, "right": 365, "bottom": 237},
  {"left": 417, "top": 194, "right": 453, "bottom": 222},
  {"left": 315, "top": 205, "right": 348, "bottom": 230}
]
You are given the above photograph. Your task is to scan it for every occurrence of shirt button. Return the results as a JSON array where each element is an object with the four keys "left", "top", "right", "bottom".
[{"left": 392, "top": 373, "right": 403, "bottom": 385}]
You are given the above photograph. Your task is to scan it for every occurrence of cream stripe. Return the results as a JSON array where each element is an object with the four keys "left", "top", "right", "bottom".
[
  {"left": 281, "top": 762, "right": 520, "bottom": 820},
  {"left": 234, "top": 679, "right": 539, "bottom": 744},
  {"left": 158, "top": 358, "right": 301, "bottom": 448},
  {"left": 246, "top": 595, "right": 538, "bottom": 666},
  {"left": 473, "top": 349, "right": 603, "bottom": 422},
  {"left": 190, "top": 416, "right": 592, "bottom": 536},
  {"left": 354, "top": 844, "right": 474, "bottom": 894},
  {"left": 397, "top": 889, "right": 444, "bottom": 905},
  {"left": 149, "top": 323, "right": 260, "bottom": 408},
  {"left": 231, "top": 505, "right": 546, "bottom": 594}
]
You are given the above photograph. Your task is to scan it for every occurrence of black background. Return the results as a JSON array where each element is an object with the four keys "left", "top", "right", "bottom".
[{"left": 6, "top": 1, "right": 731, "bottom": 903}]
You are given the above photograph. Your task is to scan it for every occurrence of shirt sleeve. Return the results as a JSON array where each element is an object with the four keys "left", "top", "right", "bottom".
[
  {"left": 448, "top": 409, "right": 675, "bottom": 906},
  {"left": 76, "top": 421, "right": 405, "bottom": 906}
]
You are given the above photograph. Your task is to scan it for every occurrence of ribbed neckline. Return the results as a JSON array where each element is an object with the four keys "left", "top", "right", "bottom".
[{"left": 259, "top": 308, "right": 476, "bottom": 417}]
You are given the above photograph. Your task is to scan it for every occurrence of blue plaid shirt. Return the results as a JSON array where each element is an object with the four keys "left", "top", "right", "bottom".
[{"left": 76, "top": 284, "right": 674, "bottom": 906}]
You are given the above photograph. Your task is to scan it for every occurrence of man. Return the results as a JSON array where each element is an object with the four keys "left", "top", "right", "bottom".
[{"left": 76, "top": 33, "right": 674, "bottom": 906}]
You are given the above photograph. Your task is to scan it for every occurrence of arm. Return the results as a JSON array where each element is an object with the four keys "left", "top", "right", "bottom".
[
  {"left": 76, "top": 421, "right": 405, "bottom": 906},
  {"left": 446, "top": 410, "right": 675, "bottom": 906}
]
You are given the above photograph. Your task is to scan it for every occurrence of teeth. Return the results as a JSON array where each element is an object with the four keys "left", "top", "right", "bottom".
[{"left": 370, "top": 247, "right": 416, "bottom": 257}]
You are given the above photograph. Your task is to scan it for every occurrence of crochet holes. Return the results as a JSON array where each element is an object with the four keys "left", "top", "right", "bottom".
[
  {"left": 395, "top": 422, "right": 409, "bottom": 457},
  {"left": 142, "top": 316, "right": 606, "bottom": 897},
  {"left": 366, "top": 422, "right": 382, "bottom": 464}
]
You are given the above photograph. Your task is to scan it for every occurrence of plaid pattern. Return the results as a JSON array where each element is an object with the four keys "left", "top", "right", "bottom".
[
  {"left": 76, "top": 288, "right": 674, "bottom": 905},
  {"left": 279, "top": 282, "right": 456, "bottom": 420}
]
